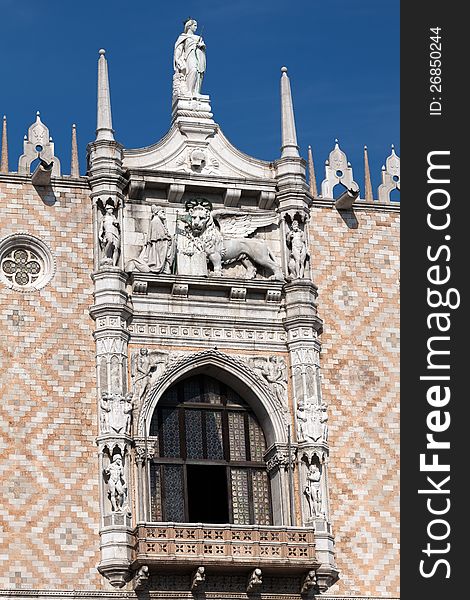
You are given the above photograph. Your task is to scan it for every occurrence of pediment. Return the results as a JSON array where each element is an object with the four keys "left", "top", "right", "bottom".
[{"left": 122, "top": 123, "right": 274, "bottom": 182}]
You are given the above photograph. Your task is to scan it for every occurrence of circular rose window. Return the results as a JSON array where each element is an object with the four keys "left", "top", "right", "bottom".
[{"left": 0, "top": 234, "right": 55, "bottom": 291}]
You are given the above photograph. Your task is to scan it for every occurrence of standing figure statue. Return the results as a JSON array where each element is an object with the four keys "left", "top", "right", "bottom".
[
  {"left": 99, "top": 199, "right": 120, "bottom": 267},
  {"left": 104, "top": 454, "right": 127, "bottom": 512},
  {"left": 174, "top": 18, "right": 206, "bottom": 97},
  {"left": 286, "top": 219, "right": 308, "bottom": 279},
  {"left": 304, "top": 463, "right": 322, "bottom": 518},
  {"left": 139, "top": 205, "right": 173, "bottom": 273}
]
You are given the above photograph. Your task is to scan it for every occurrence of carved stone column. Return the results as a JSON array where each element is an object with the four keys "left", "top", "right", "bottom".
[{"left": 90, "top": 269, "right": 135, "bottom": 588}]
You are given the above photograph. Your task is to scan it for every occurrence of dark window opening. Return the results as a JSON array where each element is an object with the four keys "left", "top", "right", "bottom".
[
  {"left": 187, "top": 464, "right": 229, "bottom": 523},
  {"left": 149, "top": 374, "right": 272, "bottom": 525}
]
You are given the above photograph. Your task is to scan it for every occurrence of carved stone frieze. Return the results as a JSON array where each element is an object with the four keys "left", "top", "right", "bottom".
[{"left": 128, "top": 321, "right": 287, "bottom": 345}]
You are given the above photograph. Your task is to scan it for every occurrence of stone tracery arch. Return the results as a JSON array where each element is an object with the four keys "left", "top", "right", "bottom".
[{"left": 137, "top": 349, "right": 288, "bottom": 447}]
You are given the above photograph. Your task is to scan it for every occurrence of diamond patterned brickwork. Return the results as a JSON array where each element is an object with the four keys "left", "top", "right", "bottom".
[
  {"left": 309, "top": 205, "right": 400, "bottom": 597},
  {"left": 0, "top": 177, "right": 103, "bottom": 590}
]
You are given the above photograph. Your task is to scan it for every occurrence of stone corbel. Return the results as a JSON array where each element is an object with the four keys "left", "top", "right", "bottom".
[
  {"left": 301, "top": 570, "right": 319, "bottom": 596},
  {"left": 246, "top": 568, "right": 262, "bottom": 593},
  {"left": 128, "top": 178, "right": 145, "bottom": 200},
  {"left": 133, "top": 565, "right": 149, "bottom": 590},
  {"left": 224, "top": 188, "right": 241, "bottom": 207},
  {"left": 259, "top": 190, "right": 276, "bottom": 209},
  {"left": 167, "top": 183, "right": 185, "bottom": 203},
  {"left": 191, "top": 566, "right": 206, "bottom": 591}
]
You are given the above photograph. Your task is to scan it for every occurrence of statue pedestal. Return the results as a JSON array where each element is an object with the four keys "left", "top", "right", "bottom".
[{"left": 171, "top": 94, "right": 214, "bottom": 124}]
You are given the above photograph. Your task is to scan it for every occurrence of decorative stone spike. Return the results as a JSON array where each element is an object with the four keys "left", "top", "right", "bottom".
[
  {"left": 364, "top": 145, "right": 373, "bottom": 202},
  {"left": 1, "top": 115, "right": 8, "bottom": 173},
  {"left": 307, "top": 145, "right": 318, "bottom": 197},
  {"left": 71, "top": 124, "right": 80, "bottom": 177},
  {"left": 96, "top": 49, "right": 115, "bottom": 141},
  {"left": 280, "top": 67, "right": 299, "bottom": 158}
]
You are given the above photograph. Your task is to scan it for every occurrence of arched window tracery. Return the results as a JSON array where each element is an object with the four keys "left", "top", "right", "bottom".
[{"left": 148, "top": 374, "right": 272, "bottom": 525}]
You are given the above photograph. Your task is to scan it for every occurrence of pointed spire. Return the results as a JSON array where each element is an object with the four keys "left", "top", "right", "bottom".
[
  {"left": 96, "top": 49, "right": 114, "bottom": 141},
  {"left": 70, "top": 124, "right": 80, "bottom": 176},
  {"left": 1, "top": 115, "right": 9, "bottom": 173},
  {"left": 280, "top": 67, "right": 299, "bottom": 158},
  {"left": 364, "top": 145, "right": 373, "bottom": 201},
  {"left": 307, "top": 145, "right": 318, "bottom": 196}
]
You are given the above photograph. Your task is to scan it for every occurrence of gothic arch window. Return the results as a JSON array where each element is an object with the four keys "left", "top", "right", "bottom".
[{"left": 149, "top": 374, "right": 272, "bottom": 525}]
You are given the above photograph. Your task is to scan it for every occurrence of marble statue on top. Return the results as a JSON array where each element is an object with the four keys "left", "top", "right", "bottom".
[
  {"left": 173, "top": 18, "right": 206, "bottom": 98},
  {"left": 176, "top": 198, "right": 284, "bottom": 280}
]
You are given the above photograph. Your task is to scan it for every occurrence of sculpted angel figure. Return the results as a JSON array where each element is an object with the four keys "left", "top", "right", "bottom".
[
  {"left": 174, "top": 18, "right": 206, "bottom": 97},
  {"left": 132, "top": 348, "right": 168, "bottom": 403},
  {"left": 98, "top": 199, "right": 120, "bottom": 266},
  {"left": 180, "top": 198, "right": 284, "bottom": 280},
  {"left": 260, "top": 357, "right": 288, "bottom": 409}
]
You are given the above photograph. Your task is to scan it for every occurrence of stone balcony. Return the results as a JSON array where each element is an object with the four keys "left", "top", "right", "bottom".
[{"left": 133, "top": 523, "right": 320, "bottom": 574}]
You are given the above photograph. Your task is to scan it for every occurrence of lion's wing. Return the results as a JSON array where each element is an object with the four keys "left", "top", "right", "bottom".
[{"left": 212, "top": 210, "right": 278, "bottom": 239}]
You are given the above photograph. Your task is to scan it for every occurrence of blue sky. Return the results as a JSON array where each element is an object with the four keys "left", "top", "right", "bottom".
[{"left": 0, "top": 0, "right": 399, "bottom": 194}]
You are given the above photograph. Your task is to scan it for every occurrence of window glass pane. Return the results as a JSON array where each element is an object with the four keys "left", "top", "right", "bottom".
[
  {"left": 226, "top": 387, "right": 245, "bottom": 407},
  {"left": 163, "top": 465, "right": 184, "bottom": 521},
  {"left": 150, "top": 463, "right": 162, "bottom": 521},
  {"left": 185, "top": 409, "right": 204, "bottom": 459},
  {"left": 204, "top": 377, "right": 221, "bottom": 404},
  {"left": 183, "top": 378, "right": 202, "bottom": 403},
  {"left": 228, "top": 412, "right": 246, "bottom": 460},
  {"left": 161, "top": 408, "right": 180, "bottom": 457},
  {"left": 230, "top": 468, "right": 250, "bottom": 524},
  {"left": 248, "top": 414, "right": 266, "bottom": 461},
  {"left": 205, "top": 411, "right": 224, "bottom": 459},
  {"left": 251, "top": 470, "right": 271, "bottom": 525}
]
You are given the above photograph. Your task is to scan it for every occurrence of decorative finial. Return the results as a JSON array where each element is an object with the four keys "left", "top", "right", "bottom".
[
  {"left": 335, "top": 138, "right": 339, "bottom": 144},
  {"left": 99, "top": 48, "right": 106, "bottom": 55},
  {"left": 1, "top": 114, "right": 9, "bottom": 173},
  {"left": 363, "top": 145, "right": 373, "bottom": 202},
  {"left": 391, "top": 143, "right": 395, "bottom": 149},
  {"left": 71, "top": 122, "right": 80, "bottom": 177},
  {"left": 307, "top": 144, "right": 318, "bottom": 197},
  {"left": 95, "top": 47, "right": 115, "bottom": 141},
  {"left": 36, "top": 110, "right": 40, "bottom": 116},
  {"left": 280, "top": 65, "right": 299, "bottom": 158},
  {"left": 382, "top": 165, "right": 386, "bottom": 171}
]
